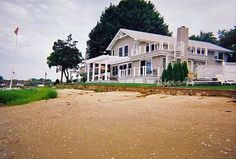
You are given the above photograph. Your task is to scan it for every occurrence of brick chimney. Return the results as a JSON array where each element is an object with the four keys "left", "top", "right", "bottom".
[{"left": 177, "top": 26, "right": 189, "bottom": 61}]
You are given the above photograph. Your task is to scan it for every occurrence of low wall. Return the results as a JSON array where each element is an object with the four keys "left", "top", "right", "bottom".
[{"left": 57, "top": 84, "right": 236, "bottom": 98}]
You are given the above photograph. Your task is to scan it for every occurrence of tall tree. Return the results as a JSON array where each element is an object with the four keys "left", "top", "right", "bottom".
[
  {"left": 166, "top": 63, "right": 173, "bottom": 81},
  {"left": 178, "top": 62, "right": 184, "bottom": 81},
  {"left": 190, "top": 31, "right": 217, "bottom": 44},
  {"left": 87, "top": 0, "right": 171, "bottom": 59},
  {"left": 173, "top": 63, "right": 180, "bottom": 82},
  {"left": 182, "top": 61, "right": 189, "bottom": 78},
  {"left": 47, "top": 34, "right": 83, "bottom": 83},
  {"left": 218, "top": 27, "right": 236, "bottom": 51}
]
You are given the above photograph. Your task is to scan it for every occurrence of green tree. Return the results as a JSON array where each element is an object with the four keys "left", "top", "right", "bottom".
[
  {"left": 173, "top": 63, "right": 180, "bottom": 81},
  {"left": 87, "top": 0, "right": 171, "bottom": 58},
  {"left": 190, "top": 31, "right": 217, "bottom": 44},
  {"left": 166, "top": 63, "right": 173, "bottom": 81},
  {"left": 161, "top": 69, "right": 167, "bottom": 82},
  {"left": 47, "top": 34, "right": 83, "bottom": 83},
  {"left": 0, "top": 76, "right": 3, "bottom": 81},
  {"left": 178, "top": 62, "right": 184, "bottom": 81},
  {"left": 218, "top": 27, "right": 236, "bottom": 62},
  {"left": 182, "top": 61, "right": 189, "bottom": 78}
]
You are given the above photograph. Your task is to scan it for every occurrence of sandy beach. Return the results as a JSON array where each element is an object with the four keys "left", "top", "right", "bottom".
[{"left": 0, "top": 89, "right": 235, "bottom": 159}]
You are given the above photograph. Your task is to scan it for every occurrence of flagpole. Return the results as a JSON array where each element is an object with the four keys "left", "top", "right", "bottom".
[{"left": 9, "top": 32, "right": 18, "bottom": 89}]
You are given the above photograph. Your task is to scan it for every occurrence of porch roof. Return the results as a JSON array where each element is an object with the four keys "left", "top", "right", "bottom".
[{"left": 85, "top": 55, "right": 130, "bottom": 65}]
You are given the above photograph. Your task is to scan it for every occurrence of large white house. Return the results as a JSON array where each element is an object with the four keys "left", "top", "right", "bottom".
[{"left": 85, "top": 26, "right": 235, "bottom": 83}]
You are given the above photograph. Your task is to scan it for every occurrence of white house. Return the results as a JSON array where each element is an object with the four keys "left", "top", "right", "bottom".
[{"left": 85, "top": 26, "right": 235, "bottom": 83}]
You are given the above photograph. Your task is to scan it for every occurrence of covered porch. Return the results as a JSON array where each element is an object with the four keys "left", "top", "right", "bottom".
[{"left": 85, "top": 55, "right": 129, "bottom": 82}]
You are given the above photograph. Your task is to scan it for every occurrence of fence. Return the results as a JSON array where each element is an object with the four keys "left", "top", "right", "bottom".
[{"left": 196, "top": 62, "right": 236, "bottom": 81}]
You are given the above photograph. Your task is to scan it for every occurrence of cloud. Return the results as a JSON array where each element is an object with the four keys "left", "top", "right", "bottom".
[{"left": 0, "top": 0, "right": 235, "bottom": 80}]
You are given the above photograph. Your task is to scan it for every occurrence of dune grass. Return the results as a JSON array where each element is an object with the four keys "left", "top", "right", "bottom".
[{"left": 0, "top": 87, "right": 57, "bottom": 106}]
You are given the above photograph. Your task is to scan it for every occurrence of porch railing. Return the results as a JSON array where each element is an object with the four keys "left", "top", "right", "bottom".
[{"left": 118, "top": 66, "right": 160, "bottom": 78}]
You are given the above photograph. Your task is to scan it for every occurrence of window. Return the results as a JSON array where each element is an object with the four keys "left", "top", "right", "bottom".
[
  {"left": 128, "top": 63, "right": 132, "bottom": 76},
  {"left": 197, "top": 48, "right": 201, "bottom": 54},
  {"left": 119, "top": 47, "right": 123, "bottom": 57},
  {"left": 112, "top": 66, "right": 118, "bottom": 76},
  {"left": 146, "top": 60, "right": 152, "bottom": 75},
  {"left": 163, "top": 43, "right": 168, "bottom": 50},
  {"left": 218, "top": 52, "right": 223, "bottom": 59},
  {"left": 140, "top": 60, "right": 146, "bottom": 75},
  {"left": 201, "top": 48, "right": 205, "bottom": 55},
  {"left": 151, "top": 44, "right": 155, "bottom": 51},
  {"left": 146, "top": 44, "right": 149, "bottom": 52},
  {"left": 124, "top": 45, "right": 128, "bottom": 56},
  {"left": 192, "top": 47, "right": 195, "bottom": 54},
  {"left": 163, "top": 58, "right": 166, "bottom": 69}
]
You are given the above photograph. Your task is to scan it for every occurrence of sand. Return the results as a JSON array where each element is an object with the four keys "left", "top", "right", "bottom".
[{"left": 0, "top": 89, "right": 235, "bottom": 159}]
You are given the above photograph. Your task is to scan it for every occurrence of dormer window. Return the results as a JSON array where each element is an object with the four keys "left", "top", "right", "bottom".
[
  {"left": 151, "top": 44, "right": 155, "bottom": 51},
  {"left": 197, "top": 48, "right": 201, "bottom": 54},
  {"left": 124, "top": 45, "right": 128, "bottom": 56},
  {"left": 119, "top": 47, "right": 123, "bottom": 57},
  {"left": 146, "top": 43, "right": 149, "bottom": 52}
]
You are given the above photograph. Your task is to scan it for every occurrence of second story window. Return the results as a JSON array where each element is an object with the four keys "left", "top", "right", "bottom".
[
  {"left": 197, "top": 48, "right": 201, "bottom": 54},
  {"left": 119, "top": 47, "right": 123, "bottom": 57},
  {"left": 201, "top": 48, "right": 205, "bottom": 55},
  {"left": 163, "top": 58, "right": 166, "bottom": 69},
  {"left": 150, "top": 44, "right": 155, "bottom": 51},
  {"left": 124, "top": 45, "right": 128, "bottom": 56},
  {"left": 146, "top": 43, "right": 149, "bottom": 52},
  {"left": 163, "top": 43, "right": 168, "bottom": 50}
]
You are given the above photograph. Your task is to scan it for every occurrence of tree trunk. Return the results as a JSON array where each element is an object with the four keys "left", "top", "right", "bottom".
[{"left": 60, "top": 68, "right": 64, "bottom": 83}]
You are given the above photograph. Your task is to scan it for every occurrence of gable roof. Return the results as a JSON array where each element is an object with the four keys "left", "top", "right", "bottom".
[{"left": 106, "top": 28, "right": 233, "bottom": 53}]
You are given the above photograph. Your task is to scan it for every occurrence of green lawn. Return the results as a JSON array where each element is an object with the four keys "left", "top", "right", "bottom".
[
  {"left": 177, "top": 85, "right": 236, "bottom": 91},
  {"left": 78, "top": 83, "right": 236, "bottom": 90},
  {"left": 73, "top": 82, "right": 159, "bottom": 87},
  {"left": 0, "top": 87, "right": 57, "bottom": 106}
]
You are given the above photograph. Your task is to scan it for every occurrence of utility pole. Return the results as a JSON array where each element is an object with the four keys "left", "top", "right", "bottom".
[
  {"left": 44, "top": 72, "right": 47, "bottom": 86},
  {"left": 9, "top": 27, "right": 19, "bottom": 89}
]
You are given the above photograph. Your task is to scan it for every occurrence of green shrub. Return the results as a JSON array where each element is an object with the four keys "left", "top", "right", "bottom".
[
  {"left": 182, "top": 61, "right": 189, "bottom": 78},
  {"left": 166, "top": 63, "right": 173, "bottom": 81},
  {"left": 173, "top": 63, "right": 180, "bottom": 81},
  {"left": 178, "top": 62, "right": 185, "bottom": 81},
  {"left": 161, "top": 69, "right": 167, "bottom": 82},
  {"left": 0, "top": 88, "right": 57, "bottom": 106}
]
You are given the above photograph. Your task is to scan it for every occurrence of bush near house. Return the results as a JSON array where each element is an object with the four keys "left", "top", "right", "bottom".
[
  {"left": 161, "top": 62, "right": 189, "bottom": 85},
  {"left": 0, "top": 88, "right": 57, "bottom": 106}
]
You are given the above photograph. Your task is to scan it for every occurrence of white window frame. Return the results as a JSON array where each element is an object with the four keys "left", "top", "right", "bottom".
[
  {"left": 124, "top": 44, "right": 129, "bottom": 57},
  {"left": 118, "top": 47, "right": 123, "bottom": 57}
]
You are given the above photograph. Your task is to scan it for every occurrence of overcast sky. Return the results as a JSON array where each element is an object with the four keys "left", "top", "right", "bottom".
[{"left": 0, "top": 0, "right": 235, "bottom": 81}]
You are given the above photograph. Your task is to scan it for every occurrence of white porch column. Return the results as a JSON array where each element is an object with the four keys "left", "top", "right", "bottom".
[
  {"left": 92, "top": 62, "right": 95, "bottom": 81},
  {"left": 205, "top": 48, "right": 208, "bottom": 56},
  {"left": 167, "top": 43, "right": 170, "bottom": 50},
  {"left": 133, "top": 67, "right": 135, "bottom": 77},
  {"left": 166, "top": 56, "right": 168, "bottom": 69},
  {"left": 191, "top": 60, "right": 194, "bottom": 72},
  {"left": 98, "top": 63, "right": 101, "bottom": 80},
  {"left": 105, "top": 62, "right": 108, "bottom": 80},
  {"left": 195, "top": 46, "right": 197, "bottom": 55},
  {"left": 161, "top": 42, "right": 163, "bottom": 50},
  {"left": 87, "top": 63, "right": 90, "bottom": 82},
  {"left": 157, "top": 66, "right": 160, "bottom": 77}
]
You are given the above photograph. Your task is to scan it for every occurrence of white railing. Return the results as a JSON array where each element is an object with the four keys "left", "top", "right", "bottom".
[
  {"left": 118, "top": 66, "right": 160, "bottom": 78},
  {"left": 131, "top": 46, "right": 170, "bottom": 56}
]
